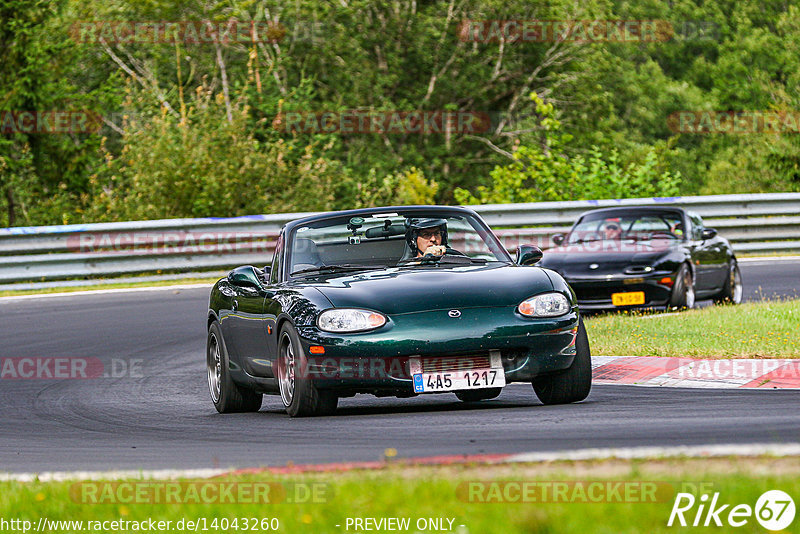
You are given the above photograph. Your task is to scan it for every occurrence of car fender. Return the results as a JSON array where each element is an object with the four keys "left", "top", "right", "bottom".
[
  {"left": 540, "top": 267, "right": 577, "bottom": 304},
  {"left": 207, "top": 279, "right": 228, "bottom": 327},
  {"left": 653, "top": 248, "right": 693, "bottom": 277},
  {"left": 270, "top": 286, "right": 333, "bottom": 357}
]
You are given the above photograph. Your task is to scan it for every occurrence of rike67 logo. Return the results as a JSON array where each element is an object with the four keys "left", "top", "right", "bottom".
[{"left": 668, "top": 490, "right": 795, "bottom": 530}]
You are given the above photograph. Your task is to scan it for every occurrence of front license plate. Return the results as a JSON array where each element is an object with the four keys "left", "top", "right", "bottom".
[
  {"left": 611, "top": 291, "right": 645, "bottom": 306},
  {"left": 413, "top": 368, "right": 506, "bottom": 393},
  {"left": 410, "top": 351, "right": 506, "bottom": 394}
]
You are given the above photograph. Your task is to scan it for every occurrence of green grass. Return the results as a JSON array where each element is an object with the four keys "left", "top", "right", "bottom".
[
  {"left": 585, "top": 299, "right": 800, "bottom": 358},
  {"left": 2, "top": 458, "right": 799, "bottom": 533},
  {"left": 0, "top": 277, "right": 220, "bottom": 298}
]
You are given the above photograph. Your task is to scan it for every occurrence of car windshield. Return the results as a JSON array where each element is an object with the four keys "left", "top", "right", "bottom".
[
  {"left": 287, "top": 211, "right": 510, "bottom": 277},
  {"left": 567, "top": 211, "right": 685, "bottom": 244}
]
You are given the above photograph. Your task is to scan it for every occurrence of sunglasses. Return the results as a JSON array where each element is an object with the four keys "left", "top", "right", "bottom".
[{"left": 419, "top": 230, "right": 442, "bottom": 239}]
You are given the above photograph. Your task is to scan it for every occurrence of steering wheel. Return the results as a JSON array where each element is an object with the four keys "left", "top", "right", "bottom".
[{"left": 650, "top": 231, "right": 677, "bottom": 239}]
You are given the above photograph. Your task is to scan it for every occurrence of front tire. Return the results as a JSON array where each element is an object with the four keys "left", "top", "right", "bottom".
[
  {"left": 669, "top": 263, "right": 695, "bottom": 310},
  {"left": 277, "top": 323, "right": 338, "bottom": 417},
  {"left": 713, "top": 260, "right": 743, "bottom": 304},
  {"left": 455, "top": 388, "right": 502, "bottom": 403},
  {"left": 532, "top": 317, "right": 591, "bottom": 405},
  {"left": 207, "top": 321, "right": 263, "bottom": 413}
]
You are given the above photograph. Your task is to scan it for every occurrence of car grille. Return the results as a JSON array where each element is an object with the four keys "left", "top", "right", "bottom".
[
  {"left": 421, "top": 355, "right": 491, "bottom": 373},
  {"left": 569, "top": 281, "right": 653, "bottom": 302}
]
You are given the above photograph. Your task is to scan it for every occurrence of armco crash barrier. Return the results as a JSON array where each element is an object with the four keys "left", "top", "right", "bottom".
[{"left": 0, "top": 193, "right": 799, "bottom": 284}]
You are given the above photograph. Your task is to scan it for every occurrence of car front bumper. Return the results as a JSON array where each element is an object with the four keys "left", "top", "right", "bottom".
[
  {"left": 293, "top": 306, "right": 580, "bottom": 393},
  {"left": 565, "top": 272, "right": 675, "bottom": 310}
]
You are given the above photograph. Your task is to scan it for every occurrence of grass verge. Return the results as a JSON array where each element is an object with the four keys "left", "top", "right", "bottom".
[
  {"left": 585, "top": 299, "right": 800, "bottom": 358},
  {"left": 2, "top": 457, "right": 798, "bottom": 533}
]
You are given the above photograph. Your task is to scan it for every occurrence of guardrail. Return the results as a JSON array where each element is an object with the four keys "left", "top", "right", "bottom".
[{"left": 1, "top": 193, "right": 798, "bottom": 284}]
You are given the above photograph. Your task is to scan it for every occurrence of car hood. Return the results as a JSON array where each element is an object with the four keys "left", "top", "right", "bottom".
[
  {"left": 297, "top": 264, "right": 554, "bottom": 315},
  {"left": 540, "top": 244, "right": 672, "bottom": 277}
]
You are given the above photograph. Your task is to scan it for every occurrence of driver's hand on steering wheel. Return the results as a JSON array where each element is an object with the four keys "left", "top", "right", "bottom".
[{"left": 426, "top": 245, "right": 446, "bottom": 256}]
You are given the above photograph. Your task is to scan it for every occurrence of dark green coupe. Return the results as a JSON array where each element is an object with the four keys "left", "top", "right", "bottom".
[{"left": 206, "top": 206, "right": 590, "bottom": 417}]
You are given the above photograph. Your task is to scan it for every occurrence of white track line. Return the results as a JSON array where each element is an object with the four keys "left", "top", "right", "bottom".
[
  {"left": 0, "top": 467, "right": 229, "bottom": 483},
  {"left": 738, "top": 256, "right": 800, "bottom": 263},
  {"left": 507, "top": 443, "right": 800, "bottom": 463},
  {"left": 4, "top": 444, "right": 799, "bottom": 481},
  {"left": 0, "top": 283, "right": 213, "bottom": 302}
]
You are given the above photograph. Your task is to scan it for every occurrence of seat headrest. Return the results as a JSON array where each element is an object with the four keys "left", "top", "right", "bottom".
[{"left": 292, "top": 238, "right": 323, "bottom": 267}]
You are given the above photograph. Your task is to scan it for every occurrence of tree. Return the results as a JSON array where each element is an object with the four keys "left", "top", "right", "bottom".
[
  {"left": 455, "top": 94, "right": 681, "bottom": 204},
  {"left": 0, "top": 0, "right": 117, "bottom": 226}
]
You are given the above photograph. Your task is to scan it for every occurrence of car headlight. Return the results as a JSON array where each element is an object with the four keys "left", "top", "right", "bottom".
[
  {"left": 317, "top": 308, "right": 387, "bottom": 333},
  {"left": 518, "top": 292, "right": 571, "bottom": 317}
]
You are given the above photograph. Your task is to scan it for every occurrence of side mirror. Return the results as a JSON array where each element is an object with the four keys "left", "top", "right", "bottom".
[
  {"left": 516, "top": 244, "right": 543, "bottom": 266},
  {"left": 701, "top": 228, "right": 717, "bottom": 240},
  {"left": 551, "top": 234, "right": 565, "bottom": 246},
  {"left": 227, "top": 266, "right": 263, "bottom": 289},
  {"left": 261, "top": 265, "right": 272, "bottom": 280}
]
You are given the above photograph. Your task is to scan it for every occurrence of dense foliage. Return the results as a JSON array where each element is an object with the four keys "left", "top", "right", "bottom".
[{"left": 1, "top": 0, "right": 799, "bottom": 226}]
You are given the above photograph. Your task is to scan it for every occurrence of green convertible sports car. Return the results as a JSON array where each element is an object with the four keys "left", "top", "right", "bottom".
[{"left": 206, "top": 206, "right": 591, "bottom": 417}]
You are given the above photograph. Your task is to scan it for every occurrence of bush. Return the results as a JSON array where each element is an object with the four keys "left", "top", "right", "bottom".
[
  {"left": 455, "top": 94, "right": 682, "bottom": 204},
  {"left": 85, "top": 86, "right": 351, "bottom": 221}
]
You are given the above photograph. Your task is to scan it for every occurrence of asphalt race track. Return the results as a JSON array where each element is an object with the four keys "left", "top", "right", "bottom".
[
  {"left": 0, "top": 259, "right": 798, "bottom": 474},
  {"left": 738, "top": 257, "right": 800, "bottom": 300}
]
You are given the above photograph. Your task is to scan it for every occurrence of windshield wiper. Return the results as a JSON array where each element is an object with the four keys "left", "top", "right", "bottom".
[{"left": 290, "top": 264, "right": 377, "bottom": 276}]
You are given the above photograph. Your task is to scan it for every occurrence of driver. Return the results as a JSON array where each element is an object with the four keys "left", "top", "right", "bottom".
[
  {"left": 405, "top": 218, "right": 450, "bottom": 257},
  {"left": 602, "top": 219, "right": 623, "bottom": 240}
]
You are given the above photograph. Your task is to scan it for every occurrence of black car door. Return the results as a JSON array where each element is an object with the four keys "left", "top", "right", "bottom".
[
  {"left": 705, "top": 233, "right": 731, "bottom": 289},
  {"left": 688, "top": 213, "right": 714, "bottom": 290}
]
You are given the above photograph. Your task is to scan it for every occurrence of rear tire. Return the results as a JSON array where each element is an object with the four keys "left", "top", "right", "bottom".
[
  {"left": 207, "top": 321, "right": 263, "bottom": 413},
  {"left": 277, "top": 323, "right": 338, "bottom": 417},
  {"left": 455, "top": 388, "right": 502, "bottom": 402},
  {"left": 668, "top": 264, "right": 695, "bottom": 310},
  {"left": 532, "top": 318, "right": 591, "bottom": 405},
  {"left": 713, "top": 260, "right": 743, "bottom": 305}
]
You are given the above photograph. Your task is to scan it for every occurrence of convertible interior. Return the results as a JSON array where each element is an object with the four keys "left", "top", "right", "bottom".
[{"left": 292, "top": 236, "right": 408, "bottom": 272}]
